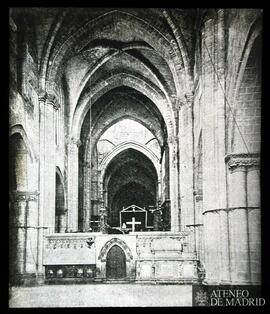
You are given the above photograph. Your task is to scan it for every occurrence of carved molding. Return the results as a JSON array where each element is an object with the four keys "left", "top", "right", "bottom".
[
  {"left": 46, "top": 237, "right": 92, "bottom": 250},
  {"left": 179, "top": 92, "right": 194, "bottom": 109},
  {"left": 38, "top": 90, "right": 60, "bottom": 110},
  {"left": 98, "top": 237, "right": 133, "bottom": 262},
  {"left": 185, "top": 92, "right": 194, "bottom": 104},
  {"left": 10, "top": 190, "right": 39, "bottom": 202},
  {"left": 203, "top": 206, "right": 260, "bottom": 215},
  {"left": 67, "top": 136, "right": 82, "bottom": 148},
  {"left": 46, "top": 93, "right": 60, "bottom": 110},
  {"left": 225, "top": 153, "right": 260, "bottom": 171},
  {"left": 38, "top": 89, "right": 47, "bottom": 103}
]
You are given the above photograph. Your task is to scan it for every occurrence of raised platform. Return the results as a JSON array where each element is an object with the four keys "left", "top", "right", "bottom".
[{"left": 43, "top": 232, "right": 199, "bottom": 284}]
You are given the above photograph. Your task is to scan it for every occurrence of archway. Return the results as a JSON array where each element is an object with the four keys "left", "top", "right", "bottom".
[
  {"left": 106, "top": 245, "right": 127, "bottom": 279},
  {"left": 104, "top": 148, "right": 158, "bottom": 229}
]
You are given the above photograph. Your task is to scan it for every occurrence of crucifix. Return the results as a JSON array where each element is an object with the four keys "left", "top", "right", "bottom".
[{"left": 126, "top": 217, "right": 141, "bottom": 232}]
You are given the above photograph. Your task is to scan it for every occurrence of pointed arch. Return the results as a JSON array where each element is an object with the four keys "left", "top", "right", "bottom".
[
  {"left": 71, "top": 72, "right": 175, "bottom": 141},
  {"left": 98, "top": 237, "right": 133, "bottom": 262},
  {"left": 100, "top": 141, "right": 160, "bottom": 184},
  {"left": 9, "top": 124, "right": 37, "bottom": 162}
]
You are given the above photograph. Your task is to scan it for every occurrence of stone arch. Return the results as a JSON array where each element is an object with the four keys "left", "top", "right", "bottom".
[
  {"left": 73, "top": 44, "right": 173, "bottom": 109},
  {"left": 83, "top": 91, "right": 165, "bottom": 157},
  {"left": 9, "top": 124, "right": 36, "bottom": 162},
  {"left": 98, "top": 237, "right": 133, "bottom": 262},
  {"left": 71, "top": 72, "right": 175, "bottom": 141},
  {"left": 100, "top": 141, "right": 160, "bottom": 185}
]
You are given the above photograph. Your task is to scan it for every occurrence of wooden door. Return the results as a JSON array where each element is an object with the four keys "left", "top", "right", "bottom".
[{"left": 106, "top": 245, "right": 126, "bottom": 279}]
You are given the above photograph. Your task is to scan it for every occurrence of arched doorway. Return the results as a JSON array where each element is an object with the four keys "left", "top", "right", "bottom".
[{"left": 106, "top": 245, "right": 126, "bottom": 279}]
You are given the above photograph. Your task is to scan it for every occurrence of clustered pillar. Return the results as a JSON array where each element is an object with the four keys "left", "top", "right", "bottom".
[
  {"left": 37, "top": 90, "right": 59, "bottom": 281},
  {"left": 226, "top": 153, "right": 260, "bottom": 284},
  {"left": 9, "top": 191, "right": 39, "bottom": 284}
]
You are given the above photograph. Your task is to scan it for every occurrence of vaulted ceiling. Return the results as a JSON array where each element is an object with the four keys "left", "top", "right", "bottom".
[{"left": 12, "top": 7, "right": 201, "bottom": 115}]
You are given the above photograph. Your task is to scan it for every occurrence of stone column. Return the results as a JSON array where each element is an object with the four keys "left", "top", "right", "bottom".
[
  {"left": 153, "top": 209, "right": 162, "bottom": 231},
  {"left": 201, "top": 10, "right": 229, "bottom": 284},
  {"left": 247, "top": 166, "right": 261, "bottom": 284},
  {"left": 226, "top": 153, "right": 260, "bottom": 284},
  {"left": 25, "top": 192, "right": 39, "bottom": 276},
  {"left": 10, "top": 191, "right": 39, "bottom": 284},
  {"left": 38, "top": 91, "right": 59, "bottom": 281},
  {"left": 67, "top": 136, "right": 81, "bottom": 232},
  {"left": 168, "top": 136, "right": 179, "bottom": 232},
  {"left": 178, "top": 93, "right": 195, "bottom": 231},
  {"left": 58, "top": 210, "right": 67, "bottom": 233}
]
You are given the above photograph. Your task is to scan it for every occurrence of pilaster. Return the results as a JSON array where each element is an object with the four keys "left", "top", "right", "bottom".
[
  {"left": 168, "top": 135, "right": 179, "bottom": 232},
  {"left": 178, "top": 93, "right": 194, "bottom": 233},
  {"left": 38, "top": 90, "right": 59, "bottom": 280}
]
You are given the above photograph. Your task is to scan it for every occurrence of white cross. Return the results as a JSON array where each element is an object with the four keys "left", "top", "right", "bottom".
[{"left": 126, "top": 217, "right": 141, "bottom": 232}]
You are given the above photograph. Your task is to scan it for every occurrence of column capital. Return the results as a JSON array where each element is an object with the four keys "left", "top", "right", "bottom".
[
  {"left": 46, "top": 93, "right": 60, "bottom": 110},
  {"left": 225, "top": 153, "right": 260, "bottom": 172},
  {"left": 185, "top": 92, "right": 194, "bottom": 104},
  {"left": 38, "top": 90, "right": 60, "bottom": 110},
  {"left": 178, "top": 92, "right": 194, "bottom": 109},
  {"left": 67, "top": 136, "right": 82, "bottom": 148},
  {"left": 10, "top": 190, "right": 39, "bottom": 202},
  {"left": 38, "top": 89, "right": 47, "bottom": 103}
]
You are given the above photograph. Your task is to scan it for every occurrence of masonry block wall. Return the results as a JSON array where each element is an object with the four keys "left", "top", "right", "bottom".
[{"left": 233, "top": 36, "right": 261, "bottom": 153}]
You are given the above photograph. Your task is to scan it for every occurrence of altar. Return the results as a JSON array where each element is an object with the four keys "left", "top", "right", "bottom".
[
  {"left": 43, "top": 231, "right": 200, "bottom": 283},
  {"left": 120, "top": 204, "right": 153, "bottom": 232}
]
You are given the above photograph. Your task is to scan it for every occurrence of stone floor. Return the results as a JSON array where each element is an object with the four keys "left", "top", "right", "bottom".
[{"left": 9, "top": 283, "right": 192, "bottom": 307}]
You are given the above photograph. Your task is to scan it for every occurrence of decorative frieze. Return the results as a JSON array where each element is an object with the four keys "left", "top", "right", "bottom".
[
  {"left": 10, "top": 190, "right": 39, "bottom": 202},
  {"left": 46, "top": 236, "right": 94, "bottom": 250},
  {"left": 225, "top": 153, "right": 260, "bottom": 172}
]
